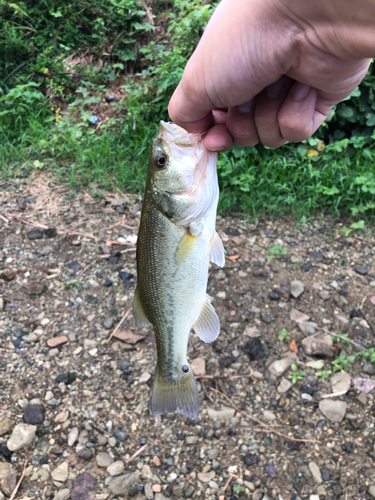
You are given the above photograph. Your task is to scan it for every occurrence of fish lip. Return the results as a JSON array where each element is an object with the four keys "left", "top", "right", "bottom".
[{"left": 159, "top": 120, "right": 203, "bottom": 147}]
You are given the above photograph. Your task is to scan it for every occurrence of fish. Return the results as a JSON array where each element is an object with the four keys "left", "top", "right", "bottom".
[{"left": 133, "top": 120, "right": 225, "bottom": 419}]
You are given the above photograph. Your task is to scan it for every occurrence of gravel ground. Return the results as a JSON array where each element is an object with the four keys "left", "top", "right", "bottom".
[{"left": 1, "top": 176, "right": 375, "bottom": 500}]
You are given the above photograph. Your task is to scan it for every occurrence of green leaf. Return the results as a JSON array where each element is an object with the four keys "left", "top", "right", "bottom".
[{"left": 338, "top": 106, "right": 354, "bottom": 118}]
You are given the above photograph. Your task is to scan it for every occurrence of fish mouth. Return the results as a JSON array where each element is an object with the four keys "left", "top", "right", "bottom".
[{"left": 159, "top": 120, "right": 202, "bottom": 148}]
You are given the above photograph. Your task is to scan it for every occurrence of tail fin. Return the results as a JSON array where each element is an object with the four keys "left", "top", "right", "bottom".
[{"left": 150, "top": 366, "right": 200, "bottom": 420}]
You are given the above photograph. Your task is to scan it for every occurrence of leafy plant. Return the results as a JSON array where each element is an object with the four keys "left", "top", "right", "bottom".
[
  {"left": 316, "top": 370, "right": 332, "bottom": 381},
  {"left": 332, "top": 354, "right": 356, "bottom": 372},
  {"left": 279, "top": 329, "right": 291, "bottom": 342},
  {"left": 358, "top": 348, "right": 375, "bottom": 363},
  {"left": 330, "top": 333, "right": 351, "bottom": 350},
  {"left": 342, "top": 220, "right": 365, "bottom": 237},
  {"left": 233, "top": 484, "right": 246, "bottom": 494},
  {"left": 289, "top": 364, "right": 306, "bottom": 384},
  {"left": 268, "top": 244, "right": 287, "bottom": 260}
]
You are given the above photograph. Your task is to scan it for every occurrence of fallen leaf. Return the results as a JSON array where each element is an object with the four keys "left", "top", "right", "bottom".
[
  {"left": 227, "top": 254, "right": 240, "bottom": 262},
  {"left": 113, "top": 331, "right": 145, "bottom": 344},
  {"left": 306, "top": 360, "right": 325, "bottom": 369},
  {"left": 353, "top": 377, "right": 375, "bottom": 394},
  {"left": 308, "top": 149, "right": 319, "bottom": 157},
  {"left": 290, "top": 339, "right": 298, "bottom": 353}
]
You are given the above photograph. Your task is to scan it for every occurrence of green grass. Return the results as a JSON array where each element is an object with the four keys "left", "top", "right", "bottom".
[{"left": 1, "top": 0, "right": 375, "bottom": 218}]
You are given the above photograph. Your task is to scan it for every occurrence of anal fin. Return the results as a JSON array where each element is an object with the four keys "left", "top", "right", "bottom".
[
  {"left": 133, "top": 286, "right": 151, "bottom": 327},
  {"left": 193, "top": 294, "right": 220, "bottom": 343},
  {"left": 209, "top": 231, "right": 225, "bottom": 267}
]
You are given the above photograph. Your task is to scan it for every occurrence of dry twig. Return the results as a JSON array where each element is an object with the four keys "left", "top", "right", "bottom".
[
  {"left": 9, "top": 458, "right": 28, "bottom": 500},
  {"left": 104, "top": 307, "right": 132, "bottom": 344},
  {"left": 126, "top": 444, "right": 147, "bottom": 463}
]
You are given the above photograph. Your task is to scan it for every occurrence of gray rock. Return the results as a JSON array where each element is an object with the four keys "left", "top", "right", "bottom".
[
  {"left": 0, "top": 417, "right": 14, "bottom": 437},
  {"left": 290, "top": 280, "right": 304, "bottom": 298},
  {"left": 363, "top": 363, "right": 375, "bottom": 375},
  {"left": 54, "top": 489, "right": 71, "bottom": 500},
  {"left": 103, "top": 317, "right": 113, "bottom": 329},
  {"left": 298, "top": 322, "right": 318, "bottom": 335},
  {"left": 331, "top": 372, "right": 351, "bottom": 394},
  {"left": 277, "top": 378, "right": 292, "bottom": 394},
  {"left": 51, "top": 462, "right": 69, "bottom": 482},
  {"left": 0, "top": 464, "right": 13, "bottom": 481},
  {"left": 368, "top": 485, "right": 375, "bottom": 498},
  {"left": 207, "top": 448, "right": 219, "bottom": 460},
  {"left": 319, "top": 399, "right": 347, "bottom": 422},
  {"left": 319, "top": 291, "right": 330, "bottom": 300},
  {"left": 260, "top": 311, "right": 272, "bottom": 324},
  {"left": 23, "top": 404, "right": 45, "bottom": 424},
  {"left": 107, "top": 460, "right": 124, "bottom": 476},
  {"left": 268, "top": 355, "right": 296, "bottom": 378},
  {"left": 38, "top": 245, "right": 55, "bottom": 255},
  {"left": 185, "top": 435, "right": 199, "bottom": 445},
  {"left": 108, "top": 471, "right": 140, "bottom": 495},
  {"left": 7, "top": 423, "right": 36, "bottom": 451},
  {"left": 289, "top": 309, "right": 310, "bottom": 323},
  {"left": 77, "top": 448, "right": 92, "bottom": 460},
  {"left": 207, "top": 407, "right": 235, "bottom": 421},
  {"left": 23, "top": 333, "right": 39, "bottom": 343},
  {"left": 302, "top": 333, "right": 333, "bottom": 357},
  {"left": 308, "top": 461, "right": 322, "bottom": 484},
  {"left": 145, "top": 483, "right": 154, "bottom": 499},
  {"left": 96, "top": 451, "right": 113, "bottom": 468},
  {"left": 1, "top": 474, "right": 17, "bottom": 496},
  {"left": 68, "top": 427, "right": 79, "bottom": 447}
]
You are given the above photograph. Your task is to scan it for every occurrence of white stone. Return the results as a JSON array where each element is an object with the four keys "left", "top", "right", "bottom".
[
  {"left": 51, "top": 462, "right": 69, "bottom": 482},
  {"left": 190, "top": 357, "right": 205, "bottom": 376},
  {"left": 7, "top": 423, "right": 36, "bottom": 451},
  {"left": 319, "top": 399, "right": 347, "bottom": 422},
  {"left": 309, "top": 461, "right": 322, "bottom": 484},
  {"left": 331, "top": 372, "right": 351, "bottom": 394},
  {"left": 107, "top": 460, "right": 125, "bottom": 476}
]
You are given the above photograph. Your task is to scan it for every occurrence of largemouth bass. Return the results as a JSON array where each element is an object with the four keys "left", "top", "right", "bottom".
[{"left": 134, "top": 121, "right": 224, "bottom": 419}]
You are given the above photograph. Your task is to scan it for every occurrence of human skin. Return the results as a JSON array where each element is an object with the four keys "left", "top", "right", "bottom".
[{"left": 168, "top": 0, "right": 375, "bottom": 151}]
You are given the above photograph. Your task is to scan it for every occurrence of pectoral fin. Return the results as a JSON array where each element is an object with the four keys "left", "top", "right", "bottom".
[
  {"left": 175, "top": 230, "right": 197, "bottom": 265},
  {"left": 133, "top": 286, "right": 151, "bottom": 327},
  {"left": 209, "top": 231, "right": 225, "bottom": 267},
  {"left": 193, "top": 294, "right": 220, "bottom": 343}
]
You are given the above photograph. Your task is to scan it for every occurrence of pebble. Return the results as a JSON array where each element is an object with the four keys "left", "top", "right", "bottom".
[
  {"left": 54, "top": 410, "right": 69, "bottom": 423},
  {"left": 54, "top": 489, "right": 71, "bottom": 500},
  {"left": 331, "top": 372, "right": 351, "bottom": 394},
  {"left": 268, "top": 355, "right": 296, "bottom": 378},
  {"left": 243, "top": 339, "right": 265, "bottom": 361},
  {"left": 1, "top": 474, "right": 17, "bottom": 496},
  {"left": 145, "top": 483, "right": 154, "bottom": 499},
  {"left": 263, "top": 410, "right": 276, "bottom": 421},
  {"left": 265, "top": 464, "right": 277, "bottom": 477},
  {"left": 51, "top": 462, "right": 69, "bottom": 482},
  {"left": 319, "top": 291, "right": 330, "bottom": 300},
  {"left": 260, "top": 311, "right": 272, "bottom": 324},
  {"left": 197, "top": 471, "right": 215, "bottom": 483},
  {"left": 167, "top": 471, "right": 177, "bottom": 482},
  {"left": 368, "top": 485, "right": 375, "bottom": 498},
  {"left": 243, "top": 454, "right": 257, "bottom": 466},
  {"left": 7, "top": 423, "right": 36, "bottom": 451},
  {"left": 0, "top": 417, "right": 14, "bottom": 436},
  {"left": 355, "top": 265, "right": 368, "bottom": 275},
  {"left": 141, "top": 464, "right": 153, "bottom": 480},
  {"left": 96, "top": 452, "right": 113, "bottom": 468},
  {"left": 113, "top": 429, "right": 128, "bottom": 442},
  {"left": 190, "top": 357, "right": 206, "bottom": 376},
  {"left": 298, "top": 321, "right": 318, "bottom": 335},
  {"left": 277, "top": 378, "right": 293, "bottom": 394},
  {"left": 302, "top": 333, "right": 333, "bottom": 357},
  {"left": 107, "top": 460, "right": 125, "bottom": 476},
  {"left": 207, "top": 407, "right": 235, "bottom": 421},
  {"left": 308, "top": 461, "right": 322, "bottom": 484},
  {"left": 47, "top": 336, "right": 68, "bottom": 348},
  {"left": 269, "top": 291, "right": 280, "bottom": 301},
  {"left": 27, "top": 228, "right": 43, "bottom": 240},
  {"left": 291, "top": 280, "right": 304, "bottom": 298},
  {"left": 103, "top": 317, "right": 113, "bottom": 329},
  {"left": 186, "top": 436, "right": 199, "bottom": 445},
  {"left": 319, "top": 399, "right": 347, "bottom": 422},
  {"left": 23, "top": 404, "right": 45, "bottom": 424},
  {"left": 362, "top": 363, "right": 375, "bottom": 375},
  {"left": 77, "top": 448, "right": 93, "bottom": 460},
  {"left": 68, "top": 427, "right": 79, "bottom": 447},
  {"left": 38, "top": 245, "right": 55, "bottom": 255},
  {"left": 109, "top": 471, "right": 140, "bottom": 495},
  {"left": 289, "top": 309, "right": 310, "bottom": 323}
]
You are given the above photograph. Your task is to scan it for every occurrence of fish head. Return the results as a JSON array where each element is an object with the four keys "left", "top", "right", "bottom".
[{"left": 149, "top": 121, "right": 218, "bottom": 226}]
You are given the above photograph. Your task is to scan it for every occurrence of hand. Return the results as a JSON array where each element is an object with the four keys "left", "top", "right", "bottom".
[{"left": 168, "top": 0, "right": 373, "bottom": 151}]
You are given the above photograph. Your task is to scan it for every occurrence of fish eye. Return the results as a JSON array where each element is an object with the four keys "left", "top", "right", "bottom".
[
  {"left": 155, "top": 154, "right": 168, "bottom": 169},
  {"left": 182, "top": 365, "right": 189, "bottom": 373}
]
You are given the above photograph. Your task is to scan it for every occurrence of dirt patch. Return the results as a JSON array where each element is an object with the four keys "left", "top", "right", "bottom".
[{"left": 0, "top": 175, "right": 375, "bottom": 500}]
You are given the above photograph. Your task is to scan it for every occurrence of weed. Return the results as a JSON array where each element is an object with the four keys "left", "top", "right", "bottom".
[
  {"left": 332, "top": 354, "right": 356, "bottom": 372},
  {"left": 316, "top": 370, "right": 332, "bottom": 381},
  {"left": 342, "top": 220, "right": 365, "bottom": 237},
  {"left": 268, "top": 244, "right": 287, "bottom": 260},
  {"left": 233, "top": 484, "right": 245, "bottom": 494},
  {"left": 358, "top": 348, "right": 375, "bottom": 363},
  {"left": 279, "top": 329, "right": 291, "bottom": 342},
  {"left": 289, "top": 364, "right": 306, "bottom": 384}
]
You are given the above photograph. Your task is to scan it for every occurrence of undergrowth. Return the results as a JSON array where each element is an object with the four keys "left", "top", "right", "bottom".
[{"left": 0, "top": 0, "right": 375, "bottom": 218}]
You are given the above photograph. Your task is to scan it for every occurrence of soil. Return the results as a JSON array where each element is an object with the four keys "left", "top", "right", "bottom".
[{"left": 0, "top": 175, "right": 375, "bottom": 500}]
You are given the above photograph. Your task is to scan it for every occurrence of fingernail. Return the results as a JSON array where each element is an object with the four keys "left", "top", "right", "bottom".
[
  {"left": 267, "top": 79, "right": 285, "bottom": 99},
  {"left": 293, "top": 82, "right": 311, "bottom": 101},
  {"left": 238, "top": 99, "right": 255, "bottom": 114},
  {"left": 209, "top": 146, "right": 227, "bottom": 152}
]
